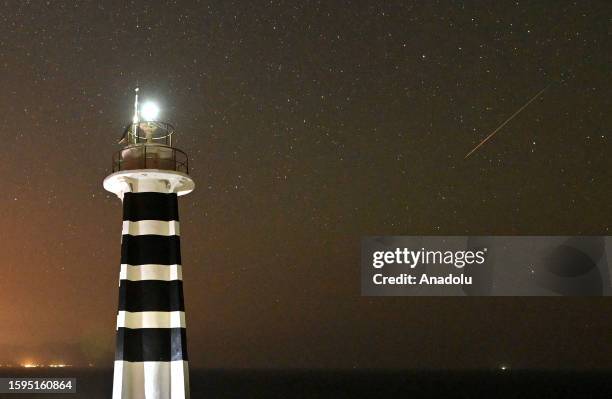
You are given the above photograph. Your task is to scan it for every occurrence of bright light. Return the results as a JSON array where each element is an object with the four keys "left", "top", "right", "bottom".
[{"left": 140, "top": 101, "right": 160, "bottom": 121}]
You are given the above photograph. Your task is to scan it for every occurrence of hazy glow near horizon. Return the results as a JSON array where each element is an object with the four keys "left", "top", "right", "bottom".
[{"left": 20, "top": 362, "right": 71, "bottom": 368}]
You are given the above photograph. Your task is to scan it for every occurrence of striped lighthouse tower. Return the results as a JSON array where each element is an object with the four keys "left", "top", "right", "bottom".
[{"left": 104, "top": 90, "right": 194, "bottom": 399}]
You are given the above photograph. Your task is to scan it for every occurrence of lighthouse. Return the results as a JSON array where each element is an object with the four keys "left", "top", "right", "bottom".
[{"left": 104, "top": 89, "right": 194, "bottom": 399}]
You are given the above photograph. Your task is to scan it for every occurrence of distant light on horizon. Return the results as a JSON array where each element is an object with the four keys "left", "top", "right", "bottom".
[
  {"left": 49, "top": 363, "right": 70, "bottom": 368},
  {"left": 20, "top": 362, "right": 72, "bottom": 368}
]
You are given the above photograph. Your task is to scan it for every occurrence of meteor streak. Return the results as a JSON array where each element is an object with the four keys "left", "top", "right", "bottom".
[{"left": 464, "top": 86, "right": 548, "bottom": 159}]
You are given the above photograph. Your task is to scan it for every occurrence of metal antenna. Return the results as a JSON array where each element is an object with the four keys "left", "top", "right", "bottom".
[
  {"left": 132, "top": 87, "right": 140, "bottom": 124},
  {"left": 130, "top": 87, "right": 140, "bottom": 144},
  {"left": 132, "top": 12, "right": 141, "bottom": 125}
]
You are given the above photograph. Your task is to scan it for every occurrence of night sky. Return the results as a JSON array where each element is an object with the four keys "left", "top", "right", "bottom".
[{"left": 0, "top": 1, "right": 610, "bottom": 370}]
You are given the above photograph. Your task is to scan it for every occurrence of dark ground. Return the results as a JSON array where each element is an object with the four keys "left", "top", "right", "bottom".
[{"left": 1, "top": 369, "right": 612, "bottom": 398}]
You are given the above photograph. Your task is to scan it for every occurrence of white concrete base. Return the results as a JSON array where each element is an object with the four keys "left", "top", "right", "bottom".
[{"left": 112, "top": 360, "right": 190, "bottom": 399}]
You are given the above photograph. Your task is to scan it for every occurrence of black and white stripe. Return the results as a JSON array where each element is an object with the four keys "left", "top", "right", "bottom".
[{"left": 113, "top": 191, "right": 189, "bottom": 399}]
